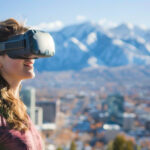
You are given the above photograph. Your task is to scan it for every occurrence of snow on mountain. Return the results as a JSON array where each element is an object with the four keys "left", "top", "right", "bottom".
[
  {"left": 86, "top": 32, "right": 97, "bottom": 45},
  {"left": 110, "top": 23, "right": 150, "bottom": 42},
  {"left": 109, "top": 23, "right": 135, "bottom": 38},
  {"left": 88, "top": 57, "right": 99, "bottom": 68},
  {"left": 145, "top": 44, "right": 150, "bottom": 52},
  {"left": 133, "top": 26, "right": 146, "bottom": 38},
  {"left": 136, "top": 36, "right": 145, "bottom": 44},
  {"left": 112, "top": 39, "right": 124, "bottom": 46},
  {"left": 145, "top": 31, "right": 150, "bottom": 43},
  {"left": 70, "top": 37, "right": 88, "bottom": 52},
  {"left": 34, "top": 22, "right": 150, "bottom": 71}
]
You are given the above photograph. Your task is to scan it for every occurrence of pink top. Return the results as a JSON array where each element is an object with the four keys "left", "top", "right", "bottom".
[{"left": 0, "top": 115, "right": 43, "bottom": 150}]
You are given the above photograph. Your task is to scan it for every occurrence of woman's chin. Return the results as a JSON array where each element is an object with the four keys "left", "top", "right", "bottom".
[{"left": 23, "top": 72, "right": 35, "bottom": 80}]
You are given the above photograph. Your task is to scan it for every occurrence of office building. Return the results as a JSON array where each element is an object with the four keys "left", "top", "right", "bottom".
[
  {"left": 123, "top": 113, "right": 135, "bottom": 131},
  {"left": 106, "top": 94, "right": 125, "bottom": 125},
  {"left": 36, "top": 100, "right": 59, "bottom": 124},
  {"left": 20, "top": 87, "right": 36, "bottom": 124},
  {"left": 103, "top": 124, "right": 121, "bottom": 142},
  {"left": 35, "top": 107, "right": 43, "bottom": 126}
]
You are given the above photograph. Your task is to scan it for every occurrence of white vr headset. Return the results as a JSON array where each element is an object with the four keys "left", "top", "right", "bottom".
[{"left": 0, "top": 29, "right": 55, "bottom": 59}]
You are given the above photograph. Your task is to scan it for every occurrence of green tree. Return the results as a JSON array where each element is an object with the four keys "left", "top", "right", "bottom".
[
  {"left": 56, "top": 147, "right": 63, "bottom": 150},
  {"left": 107, "top": 135, "right": 136, "bottom": 150},
  {"left": 107, "top": 141, "right": 113, "bottom": 150},
  {"left": 136, "top": 145, "right": 141, "bottom": 150},
  {"left": 70, "top": 141, "right": 76, "bottom": 150},
  {"left": 124, "top": 140, "right": 134, "bottom": 150},
  {"left": 113, "top": 135, "right": 126, "bottom": 150}
]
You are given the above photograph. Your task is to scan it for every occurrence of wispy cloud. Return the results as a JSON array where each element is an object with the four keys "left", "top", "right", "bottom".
[
  {"left": 31, "top": 21, "right": 64, "bottom": 31},
  {"left": 76, "top": 15, "right": 87, "bottom": 22},
  {"left": 98, "top": 18, "right": 118, "bottom": 28},
  {"left": 139, "top": 24, "right": 147, "bottom": 30}
]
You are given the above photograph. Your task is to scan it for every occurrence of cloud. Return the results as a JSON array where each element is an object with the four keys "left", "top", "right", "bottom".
[
  {"left": 139, "top": 24, "right": 147, "bottom": 30},
  {"left": 31, "top": 21, "right": 64, "bottom": 31},
  {"left": 98, "top": 18, "right": 118, "bottom": 28},
  {"left": 98, "top": 18, "right": 107, "bottom": 25},
  {"left": 76, "top": 15, "right": 87, "bottom": 22}
]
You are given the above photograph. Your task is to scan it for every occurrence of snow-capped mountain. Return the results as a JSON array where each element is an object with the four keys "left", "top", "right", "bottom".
[{"left": 34, "top": 22, "right": 150, "bottom": 71}]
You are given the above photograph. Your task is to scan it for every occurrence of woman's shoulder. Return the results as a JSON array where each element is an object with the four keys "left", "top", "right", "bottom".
[
  {"left": 0, "top": 115, "right": 27, "bottom": 150},
  {"left": 0, "top": 115, "right": 43, "bottom": 150},
  {"left": 0, "top": 115, "right": 29, "bottom": 150}
]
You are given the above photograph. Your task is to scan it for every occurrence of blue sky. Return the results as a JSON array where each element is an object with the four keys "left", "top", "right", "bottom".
[{"left": 0, "top": 0, "right": 150, "bottom": 30}]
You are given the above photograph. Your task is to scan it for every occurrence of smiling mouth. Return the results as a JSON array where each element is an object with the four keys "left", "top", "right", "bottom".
[
  {"left": 24, "top": 63, "right": 34, "bottom": 68},
  {"left": 24, "top": 59, "right": 35, "bottom": 69}
]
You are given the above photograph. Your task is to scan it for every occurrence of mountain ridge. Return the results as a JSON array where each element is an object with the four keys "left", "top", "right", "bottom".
[{"left": 34, "top": 22, "right": 150, "bottom": 72}]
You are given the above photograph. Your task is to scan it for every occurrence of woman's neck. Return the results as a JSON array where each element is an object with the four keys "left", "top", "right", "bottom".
[
  {"left": 8, "top": 80, "right": 22, "bottom": 99},
  {"left": 1, "top": 74, "right": 22, "bottom": 98}
]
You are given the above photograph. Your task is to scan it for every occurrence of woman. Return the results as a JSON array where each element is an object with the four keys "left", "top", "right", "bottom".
[{"left": 0, "top": 18, "right": 43, "bottom": 150}]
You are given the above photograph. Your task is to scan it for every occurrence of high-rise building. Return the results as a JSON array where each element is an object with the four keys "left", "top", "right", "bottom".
[
  {"left": 35, "top": 107, "right": 43, "bottom": 126},
  {"left": 106, "top": 94, "right": 125, "bottom": 125},
  {"left": 103, "top": 124, "right": 121, "bottom": 142},
  {"left": 20, "top": 87, "right": 36, "bottom": 124},
  {"left": 36, "top": 100, "right": 59, "bottom": 124},
  {"left": 123, "top": 113, "right": 135, "bottom": 131}
]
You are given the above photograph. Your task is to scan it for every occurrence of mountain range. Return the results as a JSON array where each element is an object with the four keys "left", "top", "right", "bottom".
[{"left": 34, "top": 22, "right": 150, "bottom": 71}]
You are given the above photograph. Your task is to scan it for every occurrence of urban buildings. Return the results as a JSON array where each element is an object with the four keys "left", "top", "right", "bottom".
[
  {"left": 20, "top": 87, "right": 36, "bottom": 124},
  {"left": 20, "top": 87, "right": 59, "bottom": 129}
]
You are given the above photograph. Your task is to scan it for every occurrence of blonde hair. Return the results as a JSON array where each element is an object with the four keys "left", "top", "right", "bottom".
[{"left": 0, "top": 18, "right": 29, "bottom": 132}]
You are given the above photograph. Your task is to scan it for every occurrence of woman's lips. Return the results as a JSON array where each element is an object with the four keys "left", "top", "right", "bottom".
[
  {"left": 24, "top": 62, "right": 34, "bottom": 68},
  {"left": 24, "top": 59, "right": 35, "bottom": 69}
]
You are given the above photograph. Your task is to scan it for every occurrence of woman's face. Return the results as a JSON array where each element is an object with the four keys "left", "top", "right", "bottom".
[{"left": 0, "top": 54, "right": 35, "bottom": 82}]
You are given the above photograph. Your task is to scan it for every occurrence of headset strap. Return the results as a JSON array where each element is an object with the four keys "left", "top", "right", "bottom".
[{"left": 0, "top": 40, "right": 25, "bottom": 52}]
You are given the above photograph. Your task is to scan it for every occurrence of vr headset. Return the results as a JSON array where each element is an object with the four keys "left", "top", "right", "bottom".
[{"left": 0, "top": 29, "right": 55, "bottom": 59}]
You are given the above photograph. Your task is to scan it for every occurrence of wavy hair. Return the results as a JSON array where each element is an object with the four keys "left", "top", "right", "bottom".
[{"left": 0, "top": 18, "right": 29, "bottom": 132}]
